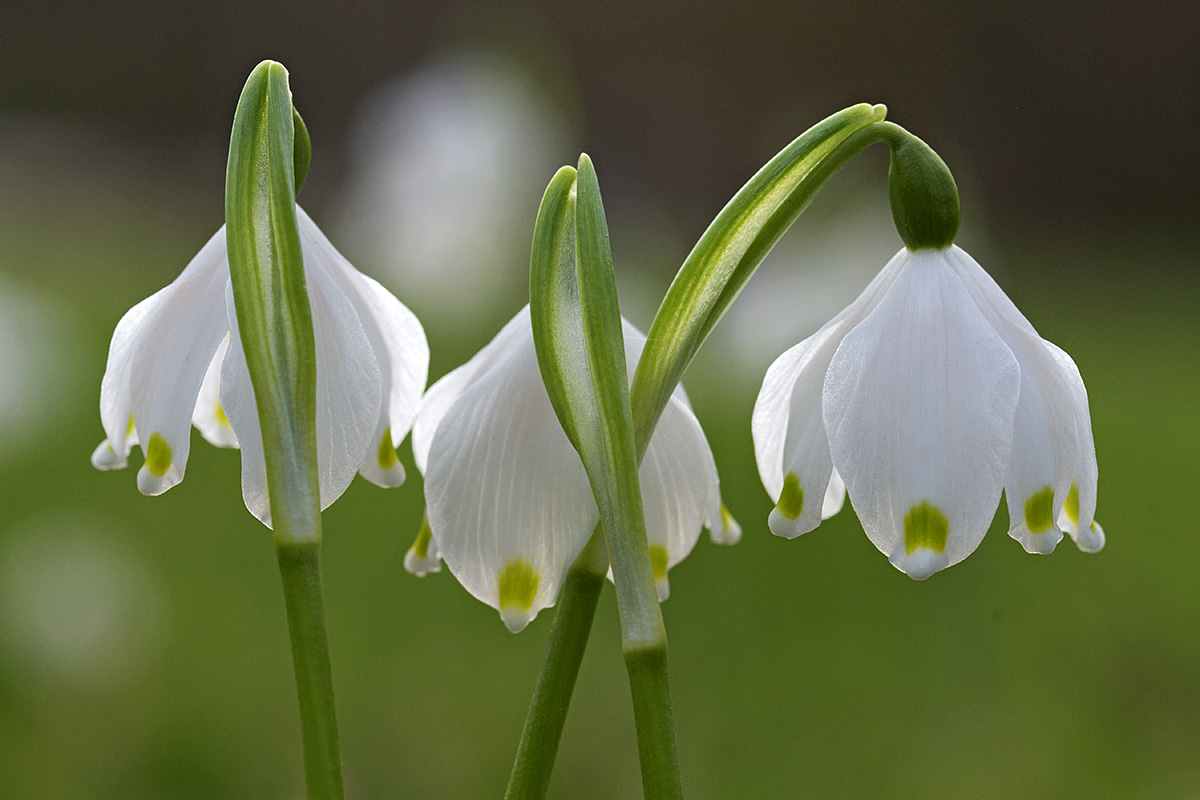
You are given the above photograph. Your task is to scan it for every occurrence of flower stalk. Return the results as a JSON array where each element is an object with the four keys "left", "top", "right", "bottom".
[
  {"left": 226, "top": 61, "right": 343, "bottom": 799},
  {"left": 505, "top": 539, "right": 606, "bottom": 800},
  {"left": 510, "top": 103, "right": 968, "bottom": 796}
]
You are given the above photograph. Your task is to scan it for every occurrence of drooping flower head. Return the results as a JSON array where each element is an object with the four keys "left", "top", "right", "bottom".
[
  {"left": 92, "top": 207, "right": 429, "bottom": 526},
  {"left": 753, "top": 244, "right": 1103, "bottom": 579},
  {"left": 410, "top": 306, "right": 737, "bottom": 632}
]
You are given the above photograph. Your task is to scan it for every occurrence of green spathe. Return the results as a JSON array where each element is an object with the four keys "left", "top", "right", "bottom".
[{"left": 224, "top": 59, "right": 319, "bottom": 543}]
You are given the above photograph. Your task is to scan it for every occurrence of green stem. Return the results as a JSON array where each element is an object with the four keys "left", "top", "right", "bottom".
[
  {"left": 505, "top": 561, "right": 605, "bottom": 800},
  {"left": 277, "top": 541, "right": 344, "bottom": 800},
  {"left": 626, "top": 646, "right": 682, "bottom": 800}
]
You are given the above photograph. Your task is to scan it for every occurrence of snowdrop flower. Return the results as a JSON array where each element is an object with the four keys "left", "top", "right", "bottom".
[
  {"left": 411, "top": 306, "right": 737, "bottom": 632},
  {"left": 753, "top": 245, "right": 1103, "bottom": 580},
  {"left": 91, "top": 207, "right": 429, "bottom": 526}
]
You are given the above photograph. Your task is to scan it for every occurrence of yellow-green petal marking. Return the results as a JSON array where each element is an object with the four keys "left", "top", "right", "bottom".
[
  {"left": 776, "top": 472, "right": 804, "bottom": 520},
  {"left": 498, "top": 560, "right": 540, "bottom": 614},
  {"left": 145, "top": 433, "right": 172, "bottom": 477},
  {"left": 411, "top": 515, "right": 433, "bottom": 560},
  {"left": 377, "top": 426, "right": 399, "bottom": 470},
  {"left": 1064, "top": 483, "right": 1080, "bottom": 526},
  {"left": 904, "top": 501, "right": 948, "bottom": 554},
  {"left": 1024, "top": 486, "right": 1055, "bottom": 533},
  {"left": 649, "top": 544, "right": 670, "bottom": 582}
]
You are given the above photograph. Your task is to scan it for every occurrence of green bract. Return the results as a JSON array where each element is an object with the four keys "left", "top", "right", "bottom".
[
  {"left": 224, "top": 60, "right": 320, "bottom": 544},
  {"left": 529, "top": 154, "right": 662, "bottom": 650}
]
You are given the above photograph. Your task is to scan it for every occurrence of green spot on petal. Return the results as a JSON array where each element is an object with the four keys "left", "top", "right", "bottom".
[
  {"left": 498, "top": 560, "right": 540, "bottom": 613},
  {"left": 1064, "top": 484, "right": 1080, "bottom": 526},
  {"left": 776, "top": 472, "right": 804, "bottom": 521},
  {"left": 649, "top": 544, "right": 669, "bottom": 582},
  {"left": 720, "top": 504, "right": 733, "bottom": 531},
  {"left": 1024, "top": 486, "right": 1055, "bottom": 533},
  {"left": 145, "top": 433, "right": 172, "bottom": 477},
  {"left": 904, "top": 501, "right": 949, "bottom": 554},
  {"left": 214, "top": 402, "right": 230, "bottom": 427},
  {"left": 126, "top": 413, "right": 136, "bottom": 437},
  {"left": 411, "top": 515, "right": 432, "bottom": 560},
  {"left": 377, "top": 426, "right": 399, "bottom": 470}
]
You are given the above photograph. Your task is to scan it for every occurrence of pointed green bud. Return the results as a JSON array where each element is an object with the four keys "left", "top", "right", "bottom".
[{"left": 884, "top": 125, "right": 960, "bottom": 251}]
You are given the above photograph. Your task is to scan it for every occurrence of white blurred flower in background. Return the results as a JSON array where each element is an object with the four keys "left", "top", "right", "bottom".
[
  {"left": 0, "top": 514, "right": 167, "bottom": 688},
  {"left": 335, "top": 46, "right": 576, "bottom": 327},
  {"left": 0, "top": 273, "right": 76, "bottom": 460}
]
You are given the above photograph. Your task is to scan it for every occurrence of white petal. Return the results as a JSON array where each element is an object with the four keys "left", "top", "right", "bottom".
[
  {"left": 636, "top": 390, "right": 721, "bottom": 601},
  {"left": 220, "top": 249, "right": 382, "bottom": 526},
  {"left": 753, "top": 250, "right": 905, "bottom": 538},
  {"left": 947, "top": 247, "right": 1100, "bottom": 553},
  {"left": 708, "top": 502, "right": 742, "bottom": 545},
  {"left": 191, "top": 331, "right": 238, "bottom": 448},
  {"left": 96, "top": 227, "right": 230, "bottom": 493},
  {"left": 412, "top": 306, "right": 532, "bottom": 475},
  {"left": 823, "top": 249, "right": 1021, "bottom": 579},
  {"left": 403, "top": 516, "right": 442, "bottom": 576},
  {"left": 422, "top": 317, "right": 596, "bottom": 632},
  {"left": 296, "top": 208, "right": 429, "bottom": 488},
  {"left": 822, "top": 468, "right": 846, "bottom": 518}
]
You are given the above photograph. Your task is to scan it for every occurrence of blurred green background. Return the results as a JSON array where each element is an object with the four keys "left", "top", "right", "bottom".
[{"left": 1, "top": 1, "right": 1197, "bottom": 798}]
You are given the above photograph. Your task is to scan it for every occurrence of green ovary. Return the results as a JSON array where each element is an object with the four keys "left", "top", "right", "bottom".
[
  {"left": 1024, "top": 486, "right": 1056, "bottom": 533},
  {"left": 498, "top": 560, "right": 540, "bottom": 613},
  {"left": 377, "top": 426, "right": 399, "bottom": 470},
  {"left": 776, "top": 472, "right": 804, "bottom": 520},
  {"left": 904, "top": 501, "right": 949, "bottom": 554},
  {"left": 650, "top": 545, "right": 669, "bottom": 582},
  {"left": 145, "top": 433, "right": 172, "bottom": 477}
]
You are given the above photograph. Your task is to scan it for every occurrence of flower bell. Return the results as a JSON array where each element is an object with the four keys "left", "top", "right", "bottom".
[
  {"left": 752, "top": 130, "right": 1103, "bottom": 579},
  {"left": 91, "top": 207, "right": 429, "bottom": 526},
  {"left": 410, "top": 306, "right": 736, "bottom": 632}
]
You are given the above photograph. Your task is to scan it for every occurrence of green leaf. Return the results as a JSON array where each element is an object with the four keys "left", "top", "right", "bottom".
[
  {"left": 224, "top": 60, "right": 320, "bottom": 542},
  {"left": 629, "top": 102, "right": 887, "bottom": 449}
]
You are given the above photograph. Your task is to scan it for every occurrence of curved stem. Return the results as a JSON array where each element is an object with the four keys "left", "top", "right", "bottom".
[
  {"left": 512, "top": 106, "right": 942, "bottom": 799},
  {"left": 277, "top": 541, "right": 344, "bottom": 800}
]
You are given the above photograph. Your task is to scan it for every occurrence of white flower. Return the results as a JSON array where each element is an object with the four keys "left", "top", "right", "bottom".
[
  {"left": 410, "top": 306, "right": 737, "bottom": 632},
  {"left": 752, "top": 245, "right": 1103, "bottom": 580},
  {"left": 91, "top": 207, "right": 429, "bottom": 527}
]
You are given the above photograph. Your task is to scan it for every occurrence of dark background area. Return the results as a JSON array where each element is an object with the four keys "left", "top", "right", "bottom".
[{"left": 3, "top": 0, "right": 1196, "bottom": 231}]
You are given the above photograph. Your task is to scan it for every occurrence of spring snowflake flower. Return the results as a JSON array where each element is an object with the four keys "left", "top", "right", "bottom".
[
  {"left": 91, "top": 207, "right": 429, "bottom": 526},
  {"left": 752, "top": 245, "right": 1103, "bottom": 579},
  {"left": 410, "top": 306, "right": 738, "bottom": 632}
]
